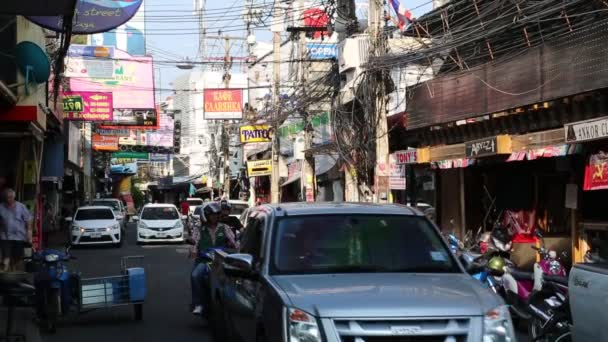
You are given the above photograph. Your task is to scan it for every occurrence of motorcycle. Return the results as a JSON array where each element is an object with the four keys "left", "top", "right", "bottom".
[
  {"left": 525, "top": 230, "right": 570, "bottom": 341},
  {"left": 27, "top": 246, "right": 77, "bottom": 332}
]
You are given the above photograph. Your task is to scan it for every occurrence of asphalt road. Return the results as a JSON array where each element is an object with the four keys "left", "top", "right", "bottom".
[
  {"left": 42, "top": 223, "right": 212, "bottom": 342},
  {"left": 40, "top": 223, "right": 530, "bottom": 342}
]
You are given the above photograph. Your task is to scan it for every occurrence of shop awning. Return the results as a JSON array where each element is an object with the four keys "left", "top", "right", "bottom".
[{"left": 280, "top": 154, "right": 338, "bottom": 186}]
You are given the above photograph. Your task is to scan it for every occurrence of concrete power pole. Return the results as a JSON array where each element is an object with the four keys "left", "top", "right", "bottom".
[
  {"left": 298, "top": 0, "right": 315, "bottom": 202},
  {"left": 222, "top": 36, "right": 231, "bottom": 199},
  {"left": 369, "top": 0, "right": 389, "bottom": 203},
  {"left": 270, "top": 6, "right": 282, "bottom": 204}
]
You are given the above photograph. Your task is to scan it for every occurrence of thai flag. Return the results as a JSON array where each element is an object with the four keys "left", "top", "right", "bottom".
[{"left": 389, "top": 0, "right": 413, "bottom": 31}]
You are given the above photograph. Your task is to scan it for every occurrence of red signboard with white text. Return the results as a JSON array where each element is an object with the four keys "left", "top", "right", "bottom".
[
  {"left": 203, "top": 89, "right": 243, "bottom": 120},
  {"left": 584, "top": 152, "right": 608, "bottom": 191}
]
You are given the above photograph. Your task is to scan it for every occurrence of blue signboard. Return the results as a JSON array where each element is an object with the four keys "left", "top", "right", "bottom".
[
  {"left": 306, "top": 43, "right": 337, "bottom": 59},
  {"left": 68, "top": 45, "right": 114, "bottom": 58}
]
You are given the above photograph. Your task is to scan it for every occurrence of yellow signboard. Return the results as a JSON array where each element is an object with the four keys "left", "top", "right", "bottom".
[
  {"left": 247, "top": 159, "right": 272, "bottom": 177},
  {"left": 240, "top": 125, "right": 273, "bottom": 143}
]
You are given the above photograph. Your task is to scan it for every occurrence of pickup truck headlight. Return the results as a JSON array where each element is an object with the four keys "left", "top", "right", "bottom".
[
  {"left": 483, "top": 305, "right": 515, "bottom": 342},
  {"left": 287, "top": 308, "right": 321, "bottom": 342}
]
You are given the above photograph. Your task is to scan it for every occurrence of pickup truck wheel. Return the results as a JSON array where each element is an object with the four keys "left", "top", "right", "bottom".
[
  {"left": 209, "top": 302, "right": 226, "bottom": 341},
  {"left": 223, "top": 306, "right": 239, "bottom": 342}
]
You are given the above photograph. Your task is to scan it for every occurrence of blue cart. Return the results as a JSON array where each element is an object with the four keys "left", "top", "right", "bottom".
[{"left": 76, "top": 256, "right": 147, "bottom": 320}]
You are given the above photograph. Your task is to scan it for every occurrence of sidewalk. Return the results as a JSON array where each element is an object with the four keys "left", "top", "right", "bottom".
[{"left": 0, "top": 307, "right": 42, "bottom": 342}]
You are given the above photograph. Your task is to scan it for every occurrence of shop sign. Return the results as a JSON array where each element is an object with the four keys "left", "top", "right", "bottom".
[
  {"left": 247, "top": 159, "right": 272, "bottom": 177},
  {"left": 64, "top": 57, "right": 114, "bottom": 79},
  {"left": 465, "top": 135, "right": 512, "bottom": 158},
  {"left": 96, "top": 128, "right": 129, "bottom": 136},
  {"left": 150, "top": 154, "right": 171, "bottom": 162},
  {"left": 394, "top": 149, "right": 418, "bottom": 164},
  {"left": 240, "top": 125, "right": 273, "bottom": 143},
  {"left": 465, "top": 137, "right": 497, "bottom": 157},
  {"left": 584, "top": 151, "right": 608, "bottom": 191},
  {"left": 111, "top": 151, "right": 149, "bottom": 160},
  {"left": 63, "top": 91, "right": 113, "bottom": 121},
  {"left": 26, "top": 0, "right": 143, "bottom": 34},
  {"left": 92, "top": 134, "right": 119, "bottom": 151},
  {"left": 389, "top": 153, "right": 406, "bottom": 190},
  {"left": 203, "top": 89, "right": 243, "bottom": 120},
  {"left": 68, "top": 45, "right": 114, "bottom": 58},
  {"left": 102, "top": 108, "right": 157, "bottom": 127},
  {"left": 565, "top": 117, "right": 608, "bottom": 143},
  {"left": 306, "top": 43, "right": 337, "bottom": 59}
]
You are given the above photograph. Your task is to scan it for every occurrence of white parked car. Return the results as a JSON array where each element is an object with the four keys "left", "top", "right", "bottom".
[
  {"left": 186, "top": 198, "right": 203, "bottom": 215},
  {"left": 227, "top": 200, "right": 249, "bottom": 219},
  {"left": 68, "top": 206, "right": 122, "bottom": 247},
  {"left": 134, "top": 204, "right": 185, "bottom": 244},
  {"left": 91, "top": 198, "right": 126, "bottom": 231}
]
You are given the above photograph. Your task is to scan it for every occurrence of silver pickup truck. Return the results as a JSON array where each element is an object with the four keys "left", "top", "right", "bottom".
[{"left": 208, "top": 203, "right": 515, "bottom": 342}]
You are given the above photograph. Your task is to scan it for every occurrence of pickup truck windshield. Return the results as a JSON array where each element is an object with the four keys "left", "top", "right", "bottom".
[{"left": 272, "top": 215, "right": 459, "bottom": 274}]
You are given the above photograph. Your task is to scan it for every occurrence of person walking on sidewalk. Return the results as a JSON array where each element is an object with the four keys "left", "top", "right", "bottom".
[{"left": 0, "top": 189, "right": 33, "bottom": 272}]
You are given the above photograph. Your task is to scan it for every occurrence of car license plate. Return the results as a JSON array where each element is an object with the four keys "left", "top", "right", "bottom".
[
  {"left": 91, "top": 233, "right": 102, "bottom": 238},
  {"left": 157, "top": 233, "right": 166, "bottom": 238}
]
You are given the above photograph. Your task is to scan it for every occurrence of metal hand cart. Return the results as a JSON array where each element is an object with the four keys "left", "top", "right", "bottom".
[{"left": 76, "top": 256, "right": 147, "bottom": 320}]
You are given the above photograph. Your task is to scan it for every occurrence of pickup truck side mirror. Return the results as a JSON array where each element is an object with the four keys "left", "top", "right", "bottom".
[
  {"left": 223, "top": 254, "right": 256, "bottom": 279},
  {"left": 132, "top": 216, "right": 139, "bottom": 221},
  {"left": 182, "top": 215, "right": 188, "bottom": 220},
  {"left": 65, "top": 217, "right": 73, "bottom": 223}
]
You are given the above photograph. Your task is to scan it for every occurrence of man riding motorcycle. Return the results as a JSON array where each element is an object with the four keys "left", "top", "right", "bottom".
[
  {"left": 190, "top": 202, "right": 238, "bottom": 315},
  {"left": 219, "top": 200, "right": 243, "bottom": 236}
]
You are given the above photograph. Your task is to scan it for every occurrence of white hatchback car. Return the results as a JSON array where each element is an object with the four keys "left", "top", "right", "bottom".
[
  {"left": 68, "top": 206, "right": 122, "bottom": 246},
  {"left": 134, "top": 204, "right": 185, "bottom": 244}
]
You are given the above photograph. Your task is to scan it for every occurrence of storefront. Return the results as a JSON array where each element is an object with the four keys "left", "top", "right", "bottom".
[
  {"left": 564, "top": 116, "right": 608, "bottom": 263},
  {"left": 408, "top": 128, "right": 581, "bottom": 267}
]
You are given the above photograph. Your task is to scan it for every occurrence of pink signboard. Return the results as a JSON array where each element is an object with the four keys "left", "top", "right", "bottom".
[
  {"left": 63, "top": 91, "right": 113, "bottom": 121},
  {"left": 69, "top": 48, "right": 155, "bottom": 110}
]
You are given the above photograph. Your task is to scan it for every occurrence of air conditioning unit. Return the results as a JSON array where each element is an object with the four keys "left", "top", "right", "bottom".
[{"left": 337, "top": 35, "right": 369, "bottom": 105}]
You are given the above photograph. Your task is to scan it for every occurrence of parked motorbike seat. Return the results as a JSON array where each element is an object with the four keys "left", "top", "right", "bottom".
[
  {"left": 543, "top": 274, "right": 568, "bottom": 286},
  {"left": 509, "top": 269, "right": 534, "bottom": 281}
]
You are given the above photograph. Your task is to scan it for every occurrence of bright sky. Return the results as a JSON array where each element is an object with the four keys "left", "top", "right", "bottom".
[{"left": 145, "top": 0, "right": 434, "bottom": 101}]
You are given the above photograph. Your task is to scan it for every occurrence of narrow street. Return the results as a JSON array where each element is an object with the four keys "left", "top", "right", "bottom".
[{"left": 42, "top": 223, "right": 213, "bottom": 342}]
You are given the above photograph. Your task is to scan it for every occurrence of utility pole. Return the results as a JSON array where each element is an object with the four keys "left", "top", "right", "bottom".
[
  {"left": 222, "top": 36, "right": 232, "bottom": 199},
  {"left": 270, "top": 6, "right": 282, "bottom": 204},
  {"left": 370, "top": 0, "right": 389, "bottom": 203},
  {"left": 298, "top": 0, "right": 315, "bottom": 202}
]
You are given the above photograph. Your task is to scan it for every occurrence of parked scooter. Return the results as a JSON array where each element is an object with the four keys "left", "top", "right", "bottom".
[{"left": 27, "top": 245, "right": 77, "bottom": 332}]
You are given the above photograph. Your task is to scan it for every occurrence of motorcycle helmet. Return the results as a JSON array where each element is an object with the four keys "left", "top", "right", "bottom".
[
  {"left": 201, "top": 202, "right": 221, "bottom": 222},
  {"left": 491, "top": 224, "right": 513, "bottom": 252},
  {"left": 487, "top": 256, "right": 506, "bottom": 276},
  {"left": 220, "top": 200, "right": 232, "bottom": 211}
]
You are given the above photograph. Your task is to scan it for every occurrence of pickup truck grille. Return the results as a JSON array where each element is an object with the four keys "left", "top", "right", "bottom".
[
  {"left": 334, "top": 318, "right": 469, "bottom": 342},
  {"left": 341, "top": 337, "right": 466, "bottom": 342}
]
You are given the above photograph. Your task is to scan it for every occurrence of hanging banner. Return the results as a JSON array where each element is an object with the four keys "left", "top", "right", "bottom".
[
  {"left": 204, "top": 89, "right": 243, "bottom": 120},
  {"left": 63, "top": 91, "right": 113, "bottom": 121},
  {"left": 26, "top": 0, "right": 144, "bottom": 34},
  {"left": 247, "top": 159, "right": 272, "bottom": 177},
  {"left": 92, "top": 134, "right": 119, "bottom": 151},
  {"left": 240, "top": 125, "right": 273, "bottom": 143},
  {"left": 389, "top": 154, "right": 406, "bottom": 190},
  {"left": 584, "top": 151, "right": 608, "bottom": 191}
]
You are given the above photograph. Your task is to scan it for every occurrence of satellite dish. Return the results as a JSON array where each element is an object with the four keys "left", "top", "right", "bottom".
[{"left": 14, "top": 41, "right": 50, "bottom": 94}]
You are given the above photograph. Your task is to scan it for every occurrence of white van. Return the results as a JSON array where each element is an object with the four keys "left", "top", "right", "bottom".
[{"left": 134, "top": 204, "right": 185, "bottom": 244}]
